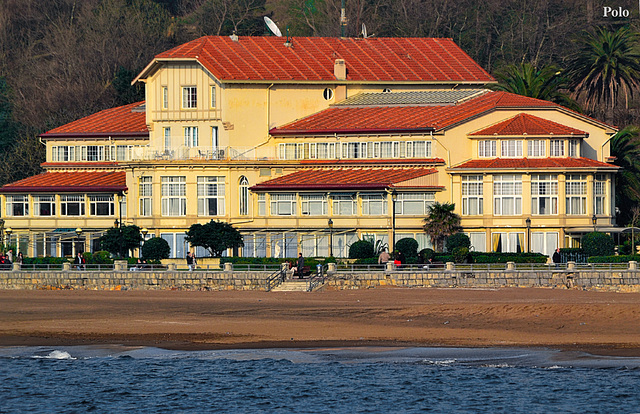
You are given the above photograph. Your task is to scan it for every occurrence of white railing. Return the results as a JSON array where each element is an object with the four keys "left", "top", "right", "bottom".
[{"left": 131, "top": 146, "right": 277, "bottom": 162}]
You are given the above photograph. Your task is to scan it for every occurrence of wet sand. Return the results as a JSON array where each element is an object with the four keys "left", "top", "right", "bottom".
[{"left": 1, "top": 287, "right": 639, "bottom": 356}]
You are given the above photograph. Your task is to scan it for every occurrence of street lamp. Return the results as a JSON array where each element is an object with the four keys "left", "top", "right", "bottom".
[
  {"left": 75, "top": 228, "right": 83, "bottom": 254},
  {"left": 525, "top": 217, "right": 531, "bottom": 253},
  {"left": 5, "top": 227, "right": 12, "bottom": 247},
  {"left": 592, "top": 214, "right": 597, "bottom": 232},
  {"left": 391, "top": 189, "right": 398, "bottom": 253},
  {"left": 327, "top": 219, "right": 333, "bottom": 257},
  {"left": 140, "top": 228, "right": 148, "bottom": 257}
]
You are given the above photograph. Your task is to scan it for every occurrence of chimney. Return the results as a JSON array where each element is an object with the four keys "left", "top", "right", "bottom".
[{"left": 334, "top": 59, "right": 346, "bottom": 80}]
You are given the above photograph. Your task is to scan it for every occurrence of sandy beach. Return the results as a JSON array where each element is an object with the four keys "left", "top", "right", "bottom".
[{"left": 1, "top": 287, "right": 639, "bottom": 356}]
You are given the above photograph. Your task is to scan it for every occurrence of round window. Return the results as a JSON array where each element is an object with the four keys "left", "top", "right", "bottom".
[{"left": 323, "top": 88, "right": 334, "bottom": 101}]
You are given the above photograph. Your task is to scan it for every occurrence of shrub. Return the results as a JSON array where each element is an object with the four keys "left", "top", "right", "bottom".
[
  {"left": 581, "top": 232, "right": 615, "bottom": 257},
  {"left": 141, "top": 237, "right": 171, "bottom": 260},
  {"left": 452, "top": 247, "right": 469, "bottom": 263},
  {"left": 395, "top": 238, "right": 418, "bottom": 259},
  {"left": 419, "top": 248, "right": 435, "bottom": 262},
  {"left": 89, "top": 251, "right": 113, "bottom": 264},
  {"left": 588, "top": 255, "right": 640, "bottom": 263},
  {"left": 349, "top": 240, "right": 375, "bottom": 259},
  {"left": 446, "top": 233, "right": 470, "bottom": 252}
]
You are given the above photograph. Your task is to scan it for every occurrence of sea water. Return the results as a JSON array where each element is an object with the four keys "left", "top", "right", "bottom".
[{"left": 1, "top": 346, "right": 639, "bottom": 413}]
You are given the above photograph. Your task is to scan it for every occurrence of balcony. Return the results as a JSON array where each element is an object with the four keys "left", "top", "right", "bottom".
[{"left": 131, "top": 146, "right": 277, "bottom": 162}]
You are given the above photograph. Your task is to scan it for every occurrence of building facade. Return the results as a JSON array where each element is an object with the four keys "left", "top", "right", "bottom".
[{"left": 0, "top": 36, "right": 618, "bottom": 258}]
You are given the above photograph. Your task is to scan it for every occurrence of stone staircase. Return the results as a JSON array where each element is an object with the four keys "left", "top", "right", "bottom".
[{"left": 271, "top": 279, "right": 310, "bottom": 292}]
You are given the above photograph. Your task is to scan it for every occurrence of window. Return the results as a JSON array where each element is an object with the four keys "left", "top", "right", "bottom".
[
  {"left": 162, "top": 86, "right": 168, "bottom": 109},
  {"left": 566, "top": 174, "right": 587, "bottom": 215},
  {"left": 139, "top": 177, "right": 152, "bottom": 216},
  {"left": 34, "top": 195, "right": 55, "bottom": 216},
  {"left": 182, "top": 86, "right": 197, "bottom": 108},
  {"left": 60, "top": 195, "right": 85, "bottom": 216},
  {"left": 462, "top": 175, "right": 483, "bottom": 215},
  {"left": 160, "top": 232, "right": 187, "bottom": 258},
  {"left": 531, "top": 174, "right": 558, "bottom": 215},
  {"left": 239, "top": 176, "right": 249, "bottom": 216},
  {"left": 6, "top": 195, "right": 28, "bottom": 216},
  {"left": 316, "top": 143, "right": 336, "bottom": 159},
  {"left": 527, "top": 140, "right": 546, "bottom": 157},
  {"left": 258, "top": 194, "right": 266, "bottom": 216},
  {"left": 83, "top": 145, "right": 104, "bottom": 162},
  {"left": 89, "top": 195, "right": 114, "bottom": 216},
  {"left": 301, "top": 194, "right": 327, "bottom": 215},
  {"left": 164, "top": 127, "right": 171, "bottom": 150},
  {"left": 594, "top": 174, "right": 606, "bottom": 215},
  {"left": 302, "top": 233, "right": 329, "bottom": 257},
  {"left": 361, "top": 194, "right": 387, "bottom": 215},
  {"left": 493, "top": 174, "right": 522, "bottom": 215},
  {"left": 270, "top": 193, "right": 296, "bottom": 215},
  {"left": 197, "top": 176, "right": 225, "bottom": 216},
  {"left": 478, "top": 140, "right": 496, "bottom": 157},
  {"left": 323, "top": 88, "right": 334, "bottom": 100},
  {"left": 395, "top": 193, "right": 435, "bottom": 215},
  {"left": 501, "top": 140, "right": 523, "bottom": 157},
  {"left": 210, "top": 85, "right": 216, "bottom": 108},
  {"left": 466, "top": 232, "right": 486, "bottom": 252},
  {"left": 184, "top": 127, "right": 198, "bottom": 147},
  {"left": 568, "top": 139, "right": 579, "bottom": 157},
  {"left": 116, "top": 145, "right": 132, "bottom": 161},
  {"left": 161, "top": 176, "right": 186, "bottom": 216},
  {"left": 51, "top": 146, "right": 75, "bottom": 162},
  {"left": 531, "top": 232, "right": 558, "bottom": 257},
  {"left": 491, "top": 232, "right": 524, "bottom": 253},
  {"left": 242, "top": 234, "right": 267, "bottom": 258},
  {"left": 333, "top": 195, "right": 356, "bottom": 215},
  {"left": 550, "top": 139, "right": 565, "bottom": 156},
  {"left": 278, "top": 143, "right": 303, "bottom": 160},
  {"left": 405, "top": 141, "right": 432, "bottom": 158}
]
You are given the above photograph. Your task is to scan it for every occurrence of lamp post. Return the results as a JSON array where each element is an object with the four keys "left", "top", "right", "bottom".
[
  {"left": 141, "top": 228, "right": 148, "bottom": 257},
  {"left": 327, "top": 219, "right": 333, "bottom": 257},
  {"left": 5, "top": 227, "right": 12, "bottom": 247},
  {"left": 391, "top": 190, "right": 398, "bottom": 253},
  {"left": 592, "top": 214, "right": 597, "bottom": 232},
  {"left": 525, "top": 217, "right": 531, "bottom": 253},
  {"left": 75, "top": 227, "right": 83, "bottom": 255}
]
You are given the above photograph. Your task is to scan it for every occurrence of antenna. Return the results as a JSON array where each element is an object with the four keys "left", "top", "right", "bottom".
[{"left": 264, "top": 16, "right": 282, "bottom": 37}]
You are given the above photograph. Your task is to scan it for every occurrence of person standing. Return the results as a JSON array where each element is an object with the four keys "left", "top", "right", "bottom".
[
  {"left": 186, "top": 252, "right": 194, "bottom": 271},
  {"left": 552, "top": 248, "right": 561, "bottom": 268},
  {"left": 378, "top": 248, "right": 390, "bottom": 265},
  {"left": 297, "top": 252, "right": 305, "bottom": 279},
  {"left": 74, "top": 252, "right": 85, "bottom": 270}
]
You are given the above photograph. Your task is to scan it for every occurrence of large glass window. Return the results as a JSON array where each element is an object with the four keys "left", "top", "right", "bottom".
[
  {"left": 139, "top": 177, "right": 152, "bottom": 216},
  {"left": 406, "top": 141, "right": 432, "bottom": 158},
  {"left": 51, "top": 146, "right": 76, "bottom": 162},
  {"left": 478, "top": 140, "right": 496, "bottom": 157},
  {"left": 527, "top": 140, "right": 546, "bottom": 157},
  {"left": 361, "top": 194, "right": 387, "bottom": 215},
  {"left": 568, "top": 139, "right": 579, "bottom": 157},
  {"left": 161, "top": 232, "right": 187, "bottom": 258},
  {"left": 89, "top": 195, "right": 114, "bottom": 216},
  {"left": 491, "top": 232, "right": 524, "bottom": 253},
  {"left": 566, "top": 174, "right": 587, "bottom": 215},
  {"left": 332, "top": 195, "right": 356, "bottom": 215},
  {"left": 60, "top": 195, "right": 85, "bottom": 216},
  {"left": 301, "top": 194, "right": 327, "bottom": 215},
  {"left": 494, "top": 174, "right": 522, "bottom": 215},
  {"left": 197, "top": 176, "right": 225, "bottom": 216},
  {"left": 164, "top": 127, "right": 171, "bottom": 150},
  {"left": 531, "top": 174, "right": 558, "bottom": 215},
  {"left": 161, "top": 176, "right": 186, "bottom": 216},
  {"left": 531, "top": 232, "right": 559, "bottom": 257},
  {"left": 270, "top": 193, "right": 296, "bottom": 215},
  {"left": 34, "top": 195, "right": 55, "bottom": 216},
  {"left": 395, "top": 193, "right": 435, "bottom": 215},
  {"left": 6, "top": 195, "right": 28, "bottom": 216},
  {"left": 184, "top": 127, "right": 198, "bottom": 147},
  {"left": 239, "top": 176, "right": 249, "bottom": 216},
  {"left": 550, "top": 139, "right": 565, "bottom": 156},
  {"left": 501, "top": 140, "right": 523, "bottom": 157},
  {"left": 182, "top": 86, "right": 197, "bottom": 109},
  {"left": 594, "top": 174, "right": 606, "bottom": 215},
  {"left": 462, "top": 175, "right": 483, "bottom": 215}
]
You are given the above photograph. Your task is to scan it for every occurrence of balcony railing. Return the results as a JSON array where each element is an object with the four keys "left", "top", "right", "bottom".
[{"left": 131, "top": 146, "right": 277, "bottom": 162}]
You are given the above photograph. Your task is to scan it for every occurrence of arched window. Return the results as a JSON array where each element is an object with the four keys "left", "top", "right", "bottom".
[{"left": 239, "top": 176, "right": 249, "bottom": 215}]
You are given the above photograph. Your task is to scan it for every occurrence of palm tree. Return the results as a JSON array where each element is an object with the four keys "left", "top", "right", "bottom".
[
  {"left": 423, "top": 202, "right": 462, "bottom": 252},
  {"left": 610, "top": 125, "right": 640, "bottom": 225},
  {"left": 567, "top": 26, "right": 640, "bottom": 118},
  {"left": 492, "top": 63, "right": 581, "bottom": 111}
]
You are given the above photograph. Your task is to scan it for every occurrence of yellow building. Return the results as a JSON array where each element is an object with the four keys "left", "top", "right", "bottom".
[{"left": 0, "top": 36, "right": 618, "bottom": 258}]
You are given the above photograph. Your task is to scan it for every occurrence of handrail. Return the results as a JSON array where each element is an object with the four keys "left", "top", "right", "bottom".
[
  {"left": 307, "top": 264, "right": 327, "bottom": 292},
  {"left": 265, "top": 267, "right": 286, "bottom": 292}
]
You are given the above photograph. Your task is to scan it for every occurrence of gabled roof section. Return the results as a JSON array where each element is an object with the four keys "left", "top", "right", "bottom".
[
  {"left": 450, "top": 157, "right": 619, "bottom": 171},
  {"left": 250, "top": 167, "right": 439, "bottom": 191},
  {"left": 134, "top": 36, "right": 495, "bottom": 84},
  {"left": 0, "top": 171, "right": 127, "bottom": 193},
  {"left": 40, "top": 102, "right": 148, "bottom": 139},
  {"left": 334, "top": 90, "right": 485, "bottom": 106},
  {"left": 270, "top": 91, "right": 562, "bottom": 135},
  {"left": 469, "top": 113, "right": 588, "bottom": 137}
]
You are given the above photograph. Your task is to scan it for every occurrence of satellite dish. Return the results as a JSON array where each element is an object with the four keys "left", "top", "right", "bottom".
[
  {"left": 264, "top": 16, "right": 282, "bottom": 37},
  {"left": 362, "top": 23, "right": 367, "bottom": 38}
]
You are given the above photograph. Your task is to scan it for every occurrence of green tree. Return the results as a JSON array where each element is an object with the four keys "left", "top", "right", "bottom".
[
  {"left": 581, "top": 232, "right": 615, "bottom": 257},
  {"left": 99, "top": 225, "right": 143, "bottom": 258},
  {"left": 185, "top": 220, "right": 243, "bottom": 257},
  {"left": 141, "top": 237, "right": 170, "bottom": 260},
  {"left": 395, "top": 237, "right": 418, "bottom": 260},
  {"left": 610, "top": 125, "right": 640, "bottom": 224},
  {"left": 567, "top": 26, "right": 640, "bottom": 119},
  {"left": 492, "top": 63, "right": 580, "bottom": 111},
  {"left": 446, "top": 233, "right": 471, "bottom": 252},
  {"left": 423, "top": 202, "right": 462, "bottom": 252},
  {"left": 348, "top": 240, "right": 375, "bottom": 259}
]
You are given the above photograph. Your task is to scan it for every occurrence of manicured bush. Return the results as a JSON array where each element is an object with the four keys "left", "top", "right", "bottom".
[
  {"left": 89, "top": 251, "right": 113, "bottom": 264},
  {"left": 452, "top": 247, "right": 470, "bottom": 263},
  {"left": 588, "top": 254, "right": 640, "bottom": 263},
  {"left": 395, "top": 238, "right": 418, "bottom": 260},
  {"left": 581, "top": 232, "right": 615, "bottom": 257},
  {"left": 419, "top": 248, "right": 435, "bottom": 262},
  {"left": 141, "top": 237, "right": 170, "bottom": 260},
  {"left": 468, "top": 252, "right": 547, "bottom": 263},
  {"left": 349, "top": 240, "right": 375, "bottom": 259},
  {"left": 446, "top": 233, "right": 470, "bottom": 252}
]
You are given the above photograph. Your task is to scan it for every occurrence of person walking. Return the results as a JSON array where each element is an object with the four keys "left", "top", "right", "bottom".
[
  {"left": 297, "top": 252, "right": 305, "bottom": 279},
  {"left": 552, "top": 248, "right": 561, "bottom": 268},
  {"left": 186, "top": 252, "right": 194, "bottom": 271}
]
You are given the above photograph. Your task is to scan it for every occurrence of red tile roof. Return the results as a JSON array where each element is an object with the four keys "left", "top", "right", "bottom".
[
  {"left": 146, "top": 36, "right": 494, "bottom": 83},
  {"left": 250, "top": 167, "right": 438, "bottom": 191},
  {"left": 299, "top": 158, "right": 445, "bottom": 166},
  {"left": 469, "top": 113, "right": 587, "bottom": 136},
  {"left": 270, "top": 91, "right": 560, "bottom": 135},
  {"left": 41, "top": 102, "right": 148, "bottom": 138},
  {"left": 0, "top": 171, "right": 127, "bottom": 193},
  {"left": 450, "top": 157, "right": 618, "bottom": 170}
]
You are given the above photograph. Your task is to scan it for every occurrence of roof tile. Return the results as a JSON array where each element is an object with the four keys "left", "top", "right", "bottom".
[
  {"left": 0, "top": 171, "right": 127, "bottom": 193},
  {"left": 470, "top": 113, "right": 587, "bottom": 136},
  {"left": 451, "top": 157, "right": 618, "bottom": 170}
]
